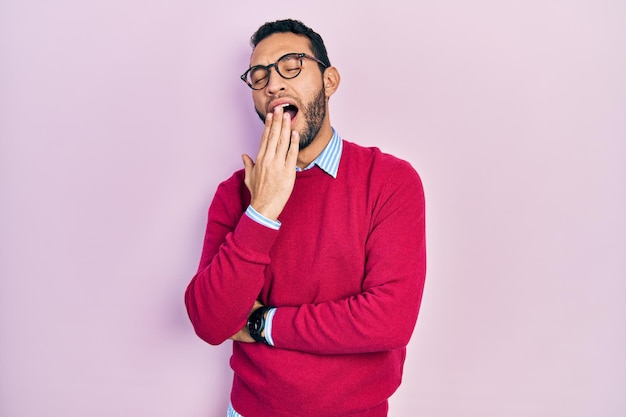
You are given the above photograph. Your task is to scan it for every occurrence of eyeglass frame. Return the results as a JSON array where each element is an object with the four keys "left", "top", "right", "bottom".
[{"left": 240, "top": 52, "right": 328, "bottom": 90}]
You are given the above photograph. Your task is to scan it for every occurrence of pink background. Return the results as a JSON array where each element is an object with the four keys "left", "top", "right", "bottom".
[{"left": 1, "top": 1, "right": 625, "bottom": 416}]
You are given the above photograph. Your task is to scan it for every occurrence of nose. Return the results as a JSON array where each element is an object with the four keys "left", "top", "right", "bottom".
[{"left": 264, "top": 65, "right": 286, "bottom": 95}]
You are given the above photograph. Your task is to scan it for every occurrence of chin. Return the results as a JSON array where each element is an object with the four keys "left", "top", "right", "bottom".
[
  {"left": 298, "top": 126, "right": 320, "bottom": 151},
  {"left": 298, "top": 139, "right": 313, "bottom": 151}
]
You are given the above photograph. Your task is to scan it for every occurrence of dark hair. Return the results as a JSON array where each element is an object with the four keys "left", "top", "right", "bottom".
[{"left": 250, "top": 19, "right": 331, "bottom": 69}]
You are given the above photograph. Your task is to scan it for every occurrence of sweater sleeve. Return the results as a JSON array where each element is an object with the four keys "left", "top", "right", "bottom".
[
  {"left": 270, "top": 162, "right": 426, "bottom": 355},
  {"left": 184, "top": 177, "right": 279, "bottom": 345}
]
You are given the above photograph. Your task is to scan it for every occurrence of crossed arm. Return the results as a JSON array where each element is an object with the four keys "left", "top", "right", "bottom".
[{"left": 184, "top": 106, "right": 426, "bottom": 353}]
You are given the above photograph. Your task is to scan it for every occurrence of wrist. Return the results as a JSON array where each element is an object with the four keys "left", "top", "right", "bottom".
[
  {"left": 246, "top": 205, "right": 281, "bottom": 230},
  {"left": 247, "top": 306, "right": 273, "bottom": 344},
  {"left": 250, "top": 202, "right": 280, "bottom": 222}
]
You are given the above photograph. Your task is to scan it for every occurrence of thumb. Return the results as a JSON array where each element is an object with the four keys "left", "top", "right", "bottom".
[
  {"left": 241, "top": 154, "right": 254, "bottom": 174},
  {"left": 241, "top": 154, "right": 255, "bottom": 191}
]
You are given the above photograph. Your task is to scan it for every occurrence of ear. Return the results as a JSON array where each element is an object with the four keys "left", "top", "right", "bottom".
[{"left": 323, "top": 66, "right": 341, "bottom": 97}]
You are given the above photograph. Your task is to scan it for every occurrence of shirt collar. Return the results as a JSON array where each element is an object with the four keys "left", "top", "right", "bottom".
[{"left": 297, "top": 128, "right": 342, "bottom": 178}]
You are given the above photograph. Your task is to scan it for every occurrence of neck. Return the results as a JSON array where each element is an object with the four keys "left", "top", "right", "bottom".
[{"left": 296, "top": 123, "right": 333, "bottom": 169}]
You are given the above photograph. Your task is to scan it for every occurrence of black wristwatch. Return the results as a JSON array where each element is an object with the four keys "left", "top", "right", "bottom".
[{"left": 247, "top": 306, "right": 272, "bottom": 344}]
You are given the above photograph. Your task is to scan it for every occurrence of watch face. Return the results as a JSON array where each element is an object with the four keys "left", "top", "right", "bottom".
[
  {"left": 250, "top": 319, "right": 262, "bottom": 333},
  {"left": 248, "top": 308, "right": 265, "bottom": 336},
  {"left": 247, "top": 308, "right": 269, "bottom": 344}
]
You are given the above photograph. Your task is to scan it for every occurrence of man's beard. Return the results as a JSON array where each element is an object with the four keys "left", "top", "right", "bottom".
[
  {"left": 256, "top": 87, "right": 327, "bottom": 151},
  {"left": 297, "top": 87, "right": 326, "bottom": 150}
]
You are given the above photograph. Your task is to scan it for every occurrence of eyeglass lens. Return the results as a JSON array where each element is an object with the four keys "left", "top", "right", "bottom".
[{"left": 247, "top": 54, "right": 302, "bottom": 89}]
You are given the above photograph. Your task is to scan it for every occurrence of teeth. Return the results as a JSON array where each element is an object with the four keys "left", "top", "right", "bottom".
[{"left": 271, "top": 103, "right": 292, "bottom": 112}]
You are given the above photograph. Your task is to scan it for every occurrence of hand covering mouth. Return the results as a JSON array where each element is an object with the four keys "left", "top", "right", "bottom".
[{"left": 275, "top": 103, "right": 299, "bottom": 120}]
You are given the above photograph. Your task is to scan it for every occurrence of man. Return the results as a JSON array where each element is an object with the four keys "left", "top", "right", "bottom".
[{"left": 185, "top": 19, "right": 426, "bottom": 417}]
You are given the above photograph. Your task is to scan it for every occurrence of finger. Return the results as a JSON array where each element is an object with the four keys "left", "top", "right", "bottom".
[
  {"left": 286, "top": 130, "right": 299, "bottom": 167},
  {"left": 257, "top": 112, "right": 273, "bottom": 160},
  {"left": 276, "top": 111, "right": 292, "bottom": 156},
  {"left": 265, "top": 106, "right": 284, "bottom": 157}
]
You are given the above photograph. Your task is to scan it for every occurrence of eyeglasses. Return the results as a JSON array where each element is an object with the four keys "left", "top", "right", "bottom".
[{"left": 240, "top": 52, "right": 327, "bottom": 90}]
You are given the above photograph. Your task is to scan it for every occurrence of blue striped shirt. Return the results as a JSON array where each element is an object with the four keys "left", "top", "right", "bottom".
[
  {"left": 230, "top": 129, "right": 342, "bottom": 417},
  {"left": 227, "top": 403, "right": 241, "bottom": 417}
]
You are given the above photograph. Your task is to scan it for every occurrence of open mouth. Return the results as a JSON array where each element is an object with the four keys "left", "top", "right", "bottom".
[{"left": 278, "top": 103, "right": 299, "bottom": 121}]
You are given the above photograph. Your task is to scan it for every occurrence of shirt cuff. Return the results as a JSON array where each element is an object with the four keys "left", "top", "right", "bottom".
[
  {"left": 265, "top": 308, "right": 277, "bottom": 346},
  {"left": 245, "top": 205, "right": 281, "bottom": 230}
]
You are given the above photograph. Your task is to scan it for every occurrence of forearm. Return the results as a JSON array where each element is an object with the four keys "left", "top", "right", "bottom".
[
  {"left": 185, "top": 214, "right": 278, "bottom": 345},
  {"left": 268, "top": 161, "right": 426, "bottom": 354},
  {"left": 187, "top": 106, "right": 297, "bottom": 344},
  {"left": 270, "top": 255, "right": 425, "bottom": 355}
]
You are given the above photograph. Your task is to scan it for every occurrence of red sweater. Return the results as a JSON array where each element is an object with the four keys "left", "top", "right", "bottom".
[{"left": 185, "top": 140, "right": 426, "bottom": 417}]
